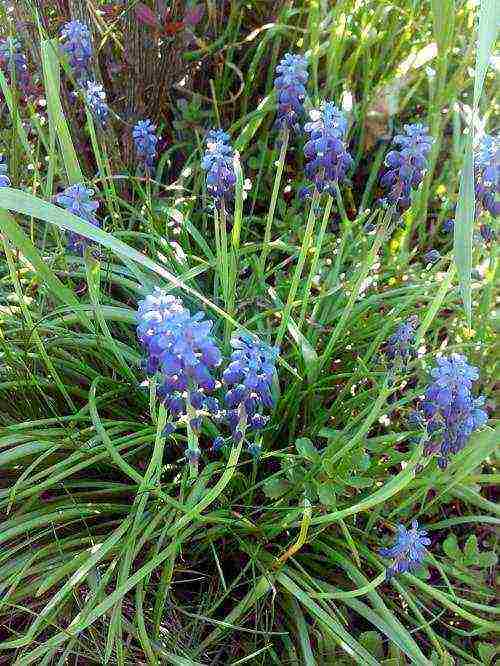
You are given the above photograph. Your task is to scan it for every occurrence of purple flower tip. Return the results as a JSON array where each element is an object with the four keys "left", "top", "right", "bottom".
[
  {"left": 201, "top": 129, "right": 236, "bottom": 204},
  {"left": 133, "top": 119, "right": 158, "bottom": 171},
  {"left": 379, "top": 520, "right": 431, "bottom": 578},
  {"left": 304, "top": 102, "right": 352, "bottom": 194},
  {"left": 55, "top": 183, "right": 100, "bottom": 255},
  {"left": 416, "top": 353, "right": 488, "bottom": 467},
  {"left": 274, "top": 53, "right": 308, "bottom": 133},
  {"left": 60, "top": 20, "right": 92, "bottom": 80},
  {"left": 380, "top": 123, "right": 433, "bottom": 215}
]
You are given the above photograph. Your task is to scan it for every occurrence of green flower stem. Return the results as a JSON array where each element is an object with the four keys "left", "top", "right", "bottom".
[
  {"left": 276, "top": 188, "right": 320, "bottom": 346},
  {"left": 260, "top": 129, "right": 289, "bottom": 275},
  {"left": 186, "top": 399, "right": 200, "bottom": 479},
  {"left": 298, "top": 194, "right": 334, "bottom": 331},
  {"left": 225, "top": 158, "right": 245, "bottom": 345}
]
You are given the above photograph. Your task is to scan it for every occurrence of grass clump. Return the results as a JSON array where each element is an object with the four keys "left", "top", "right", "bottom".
[{"left": 0, "top": 1, "right": 498, "bottom": 664}]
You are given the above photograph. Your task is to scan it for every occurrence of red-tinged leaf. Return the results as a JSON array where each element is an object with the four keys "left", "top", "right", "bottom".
[
  {"left": 164, "top": 21, "right": 184, "bottom": 35},
  {"left": 135, "top": 3, "right": 160, "bottom": 28}
]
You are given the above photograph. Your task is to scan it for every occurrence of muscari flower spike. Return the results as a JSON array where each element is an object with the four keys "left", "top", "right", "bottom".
[
  {"left": 380, "top": 124, "right": 433, "bottom": 215},
  {"left": 84, "top": 80, "right": 109, "bottom": 126},
  {"left": 383, "top": 315, "right": 418, "bottom": 367},
  {"left": 474, "top": 134, "right": 499, "bottom": 219},
  {"left": 136, "top": 289, "right": 223, "bottom": 445},
  {"left": 133, "top": 119, "right": 158, "bottom": 172},
  {"left": 0, "top": 154, "right": 10, "bottom": 187},
  {"left": 223, "top": 331, "right": 279, "bottom": 455},
  {"left": 201, "top": 129, "right": 236, "bottom": 205},
  {"left": 60, "top": 20, "right": 92, "bottom": 80},
  {"left": 0, "top": 37, "right": 30, "bottom": 92},
  {"left": 55, "top": 183, "right": 100, "bottom": 255},
  {"left": 423, "top": 249, "right": 441, "bottom": 265},
  {"left": 274, "top": 53, "right": 308, "bottom": 133},
  {"left": 414, "top": 353, "right": 488, "bottom": 469},
  {"left": 303, "top": 102, "right": 353, "bottom": 195},
  {"left": 442, "top": 218, "right": 454, "bottom": 233},
  {"left": 379, "top": 520, "right": 431, "bottom": 578}
]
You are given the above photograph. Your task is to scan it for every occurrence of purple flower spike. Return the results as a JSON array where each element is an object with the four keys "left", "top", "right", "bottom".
[
  {"left": 0, "top": 38, "right": 30, "bottom": 93},
  {"left": 474, "top": 134, "right": 499, "bottom": 218},
  {"left": 380, "top": 123, "right": 433, "bottom": 215},
  {"left": 55, "top": 183, "right": 100, "bottom": 255},
  {"left": 423, "top": 249, "right": 441, "bottom": 265},
  {"left": 383, "top": 315, "right": 418, "bottom": 367},
  {"left": 223, "top": 331, "right": 278, "bottom": 448},
  {"left": 304, "top": 102, "right": 353, "bottom": 194},
  {"left": 0, "top": 154, "right": 10, "bottom": 187},
  {"left": 60, "top": 20, "right": 92, "bottom": 80},
  {"left": 274, "top": 53, "right": 308, "bottom": 133},
  {"left": 201, "top": 129, "right": 236, "bottom": 205},
  {"left": 133, "top": 119, "right": 158, "bottom": 172},
  {"left": 379, "top": 520, "right": 431, "bottom": 578},
  {"left": 137, "top": 289, "right": 222, "bottom": 429},
  {"left": 84, "top": 80, "right": 109, "bottom": 126},
  {"left": 442, "top": 218, "right": 454, "bottom": 233},
  {"left": 414, "top": 354, "right": 488, "bottom": 468}
]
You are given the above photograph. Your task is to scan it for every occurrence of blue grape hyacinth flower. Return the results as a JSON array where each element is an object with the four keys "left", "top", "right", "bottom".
[
  {"left": 274, "top": 53, "right": 308, "bottom": 133},
  {"left": 201, "top": 129, "right": 236, "bottom": 205},
  {"left": 84, "top": 80, "right": 109, "bottom": 126},
  {"left": 379, "top": 520, "right": 431, "bottom": 578},
  {"left": 384, "top": 315, "right": 418, "bottom": 367},
  {"left": 60, "top": 20, "right": 92, "bottom": 80},
  {"left": 55, "top": 183, "right": 100, "bottom": 255},
  {"left": 0, "top": 38, "right": 30, "bottom": 92},
  {"left": 303, "top": 102, "right": 353, "bottom": 195},
  {"left": 474, "top": 134, "right": 499, "bottom": 218},
  {"left": 380, "top": 124, "right": 433, "bottom": 215},
  {"left": 0, "top": 154, "right": 10, "bottom": 187},
  {"left": 416, "top": 354, "right": 488, "bottom": 469},
  {"left": 137, "top": 289, "right": 222, "bottom": 437},
  {"left": 442, "top": 218, "right": 454, "bottom": 233},
  {"left": 223, "top": 332, "right": 278, "bottom": 451},
  {"left": 133, "top": 119, "right": 158, "bottom": 172},
  {"left": 423, "top": 249, "right": 441, "bottom": 265}
]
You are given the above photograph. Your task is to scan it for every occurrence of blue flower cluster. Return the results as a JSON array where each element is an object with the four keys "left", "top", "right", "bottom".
[
  {"left": 84, "top": 80, "right": 109, "bottom": 126},
  {"left": 415, "top": 354, "right": 488, "bottom": 469},
  {"left": 379, "top": 520, "right": 430, "bottom": 578},
  {"left": 381, "top": 124, "right": 433, "bottom": 215},
  {"left": 474, "top": 134, "right": 499, "bottom": 218},
  {"left": 201, "top": 129, "right": 236, "bottom": 205},
  {"left": 442, "top": 218, "right": 454, "bottom": 233},
  {"left": 0, "top": 154, "right": 10, "bottom": 187},
  {"left": 55, "top": 183, "right": 100, "bottom": 255},
  {"left": 0, "top": 38, "right": 30, "bottom": 92},
  {"left": 423, "top": 249, "right": 441, "bottom": 265},
  {"left": 133, "top": 119, "right": 158, "bottom": 172},
  {"left": 60, "top": 20, "right": 93, "bottom": 81},
  {"left": 136, "top": 291, "right": 279, "bottom": 460},
  {"left": 223, "top": 332, "right": 278, "bottom": 454},
  {"left": 136, "top": 290, "right": 222, "bottom": 437},
  {"left": 304, "top": 102, "right": 353, "bottom": 194},
  {"left": 384, "top": 315, "right": 418, "bottom": 366},
  {"left": 274, "top": 53, "right": 308, "bottom": 133}
]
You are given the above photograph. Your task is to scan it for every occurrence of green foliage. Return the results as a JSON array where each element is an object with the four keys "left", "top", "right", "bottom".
[{"left": 0, "top": 0, "right": 498, "bottom": 664}]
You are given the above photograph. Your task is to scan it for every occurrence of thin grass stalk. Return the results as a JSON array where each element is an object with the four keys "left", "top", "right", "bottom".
[
  {"left": 318, "top": 209, "right": 389, "bottom": 373},
  {"left": 276, "top": 189, "right": 320, "bottom": 346}
]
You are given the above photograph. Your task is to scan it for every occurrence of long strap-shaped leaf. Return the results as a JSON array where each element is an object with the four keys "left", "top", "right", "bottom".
[{"left": 454, "top": 0, "right": 498, "bottom": 323}]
